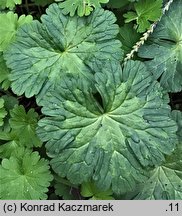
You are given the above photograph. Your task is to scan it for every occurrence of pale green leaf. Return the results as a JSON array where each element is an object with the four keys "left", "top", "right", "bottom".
[
  {"left": 0, "top": 0, "right": 22, "bottom": 9},
  {"left": 37, "top": 60, "right": 177, "bottom": 194},
  {"left": 0, "top": 12, "right": 33, "bottom": 52},
  {"left": 0, "top": 147, "right": 53, "bottom": 199},
  {"left": 81, "top": 181, "right": 114, "bottom": 200},
  {"left": 0, "top": 52, "right": 11, "bottom": 90},
  {"left": 56, "top": 0, "right": 109, "bottom": 16}
]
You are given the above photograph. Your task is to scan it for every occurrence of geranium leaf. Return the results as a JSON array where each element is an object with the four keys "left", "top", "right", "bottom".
[
  {"left": 4, "top": 4, "right": 122, "bottom": 99},
  {"left": 0, "top": 147, "right": 53, "bottom": 199},
  {"left": 81, "top": 181, "right": 114, "bottom": 200},
  {"left": 55, "top": 0, "right": 109, "bottom": 16},
  {"left": 118, "top": 24, "right": 141, "bottom": 56},
  {"left": 0, "top": 131, "right": 19, "bottom": 158},
  {"left": 9, "top": 105, "right": 42, "bottom": 148},
  {"left": 0, "top": 0, "right": 22, "bottom": 9},
  {"left": 0, "top": 52, "right": 11, "bottom": 90},
  {"left": 138, "top": 0, "right": 182, "bottom": 92},
  {"left": 0, "top": 98, "right": 7, "bottom": 127},
  {"left": 123, "top": 0, "right": 162, "bottom": 33},
  {"left": 0, "top": 95, "right": 18, "bottom": 132},
  {"left": 37, "top": 60, "right": 177, "bottom": 194},
  {"left": 0, "top": 12, "right": 33, "bottom": 52},
  {"left": 135, "top": 109, "right": 182, "bottom": 199}
]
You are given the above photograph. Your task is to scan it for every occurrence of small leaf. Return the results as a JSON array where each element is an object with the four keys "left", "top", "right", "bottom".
[
  {"left": 0, "top": 53, "right": 11, "bottom": 90},
  {"left": 0, "top": 147, "right": 53, "bottom": 199},
  {"left": 9, "top": 105, "right": 42, "bottom": 148},
  {"left": 0, "top": 98, "right": 7, "bottom": 127},
  {"left": 0, "top": 12, "right": 33, "bottom": 52},
  {"left": 118, "top": 24, "right": 141, "bottom": 56},
  {"left": 0, "top": 95, "right": 18, "bottom": 132},
  {"left": 0, "top": 0, "right": 22, "bottom": 10},
  {"left": 81, "top": 181, "right": 114, "bottom": 200},
  {"left": 123, "top": 0, "right": 162, "bottom": 33},
  {"left": 56, "top": 0, "right": 109, "bottom": 17}
]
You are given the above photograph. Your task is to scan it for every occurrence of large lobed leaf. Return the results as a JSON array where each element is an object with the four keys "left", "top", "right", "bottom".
[
  {"left": 138, "top": 0, "right": 182, "bottom": 92},
  {"left": 0, "top": 147, "right": 53, "bottom": 199},
  {"left": 37, "top": 60, "right": 177, "bottom": 194},
  {"left": 135, "top": 110, "right": 182, "bottom": 199},
  {"left": 4, "top": 3, "right": 122, "bottom": 99}
]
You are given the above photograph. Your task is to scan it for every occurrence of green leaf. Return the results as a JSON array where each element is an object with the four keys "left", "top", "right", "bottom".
[
  {"left": 138, "top": 0, "right": 182, "bottom": 92},
  {"left": 0, "top": 52, "right": 11, "bottom": 90},
  {"left": 0, "top": 95, "right": 18, "bottom": 132},
  {"left": 9, "top": 105, "right": 42, "bottom": 148},
  {"left": 55, "top": 183, "right": 76, "bottom": 200},
  {"left": 135, "top": 137, "right": 182, "bottom": 200},
  {"left": 0, "top": 12, "right": 33, "bottom": 52},
  {"left": 135, "top": 110, "right": 182, "bottom": 199},
  {"left": 118, "top": 24, "right": 141, "bottom": 56},
  {"left": 0, "top": 0, "right": 22, "bottom": 9},
  {"left": 172, "top": 110, "right": 182, "bottom": 142},
  {"left": 81, "top": 181, "right": 114, "bottom": 200},
  {"left": 4, "top": 4, "right": 122, "bottom": 99},
  {"left": 54, "top": 175, "right": 78, "bottom": 199},
  {"left": 0, "top": 147, "right": 53, "bottom": 199},
  {"left": 0, "top": 131, "right": 19, "bottom": 158},
  {"left": 123, "top": 0, "right": 162, "bottom": 32},
  {"left": 0, "top": 98, "right": 7, "bottom": 127},
  {"left": 37, "top": 60, "right": 177, "bottom": 194},
  {"left": 55, "top": 0, "right": 109, "bottom": 17}
]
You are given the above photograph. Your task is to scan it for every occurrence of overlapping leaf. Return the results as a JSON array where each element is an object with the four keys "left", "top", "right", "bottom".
[
  {"left": 37, "top": 60, "right": 177, "bottom": 194},
  {"left": 4, "top": 3, "right": 122, "bottom": 99},
  {"left": 0, "top": 147, "right": 53, "bottom": 199},
  {"left": 0, "top": 52, "right": 11, "bottom": 90},
  {"left": 0, "top": 98, "right": 7, "bottom": 127},
  {"left": 135, "top": 110, "right": 182, "bottom": 199},
  {"left": 118, "top": 24, "right": 141, "bottom": 56},
  {"left": 9, "top": 105, "right": 42, "bottom": 147},
  {"left": 138, "top": 0, "right": 182, "bottom": 92},
  {"left": 0, "top": 95, "right": 18, "bottom": 132},
  {"left": 0, "top": 131, "right": 19, "bottom": 158},
  {"left": 123, "top": 0, "right": 162, "bottom": 32},
  {"left": 0, "top": 0, "right": 22, "bottom": 9},
  {"left": 0, "top": 12, "right": 33, "bottom": 52},
  {"left": 81, "top": 181, "right": 114, "bottom": 200},
  {"left": 56, "top": 0, "right": 109, "bottom": 16}
]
